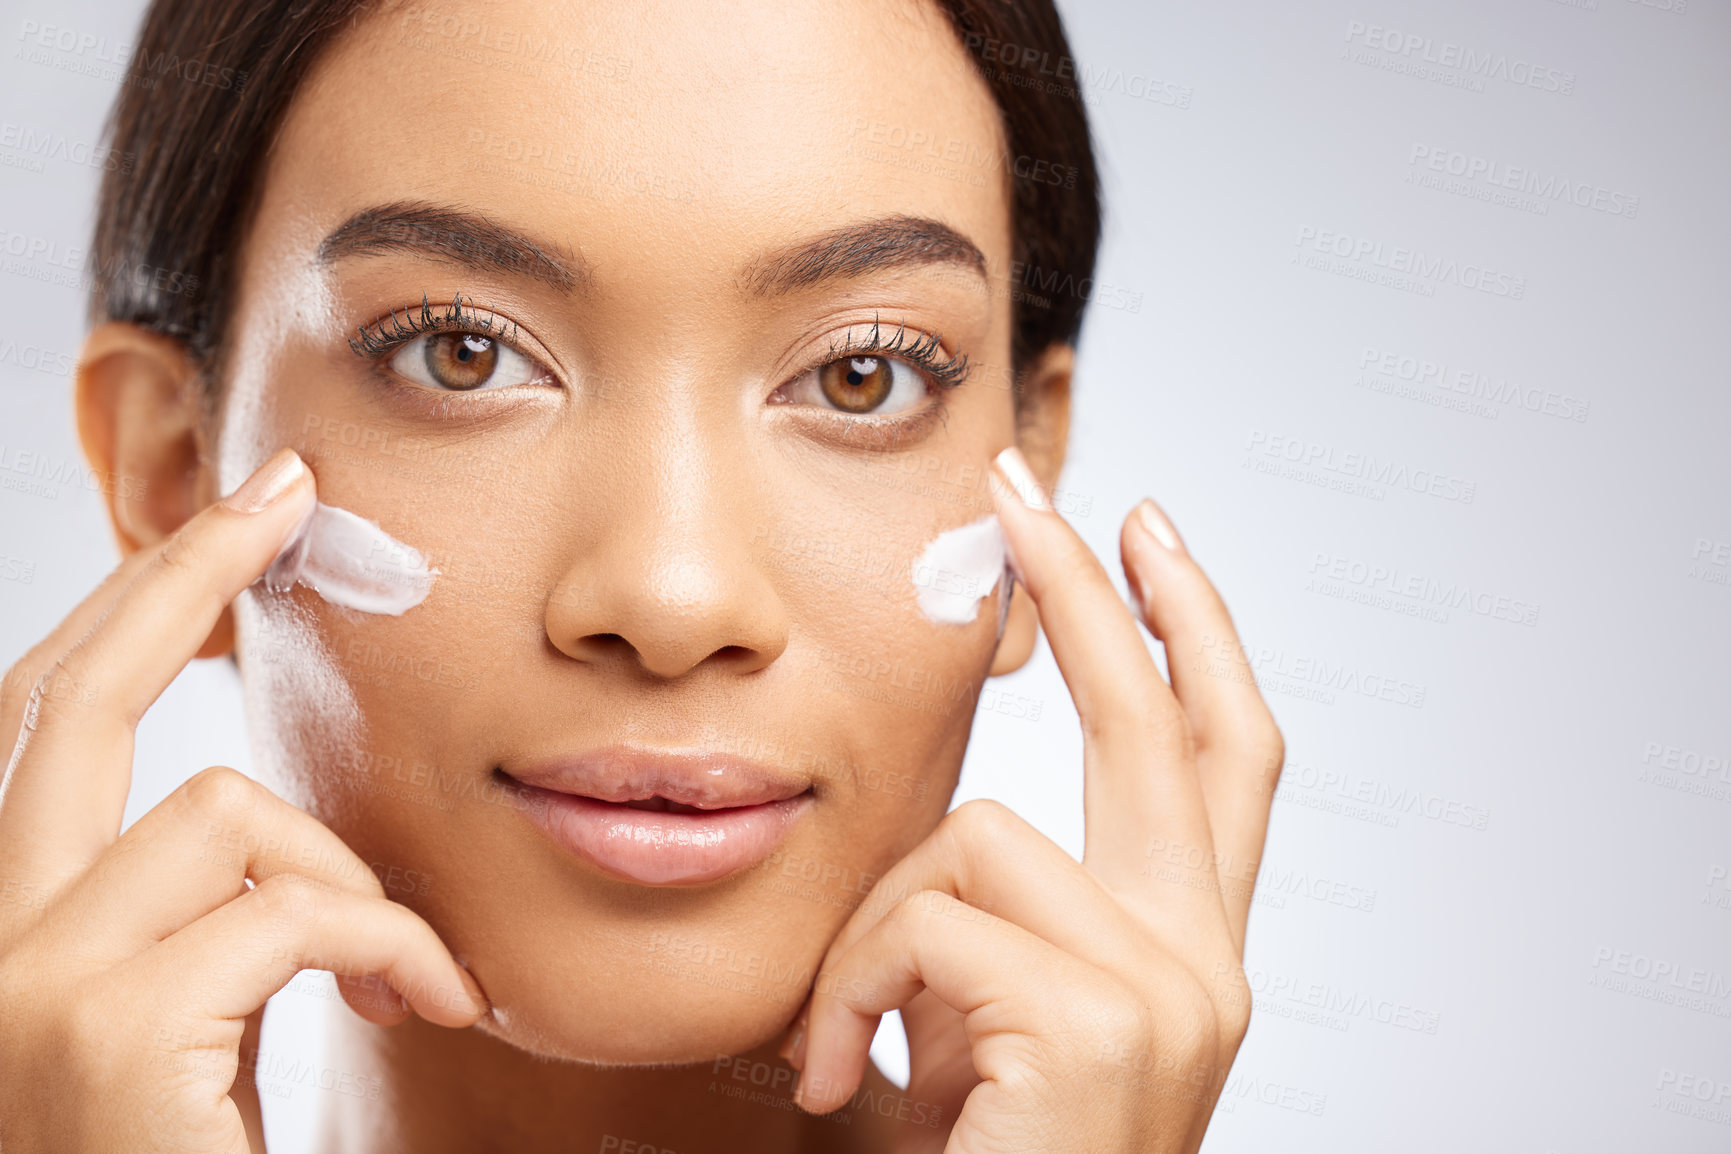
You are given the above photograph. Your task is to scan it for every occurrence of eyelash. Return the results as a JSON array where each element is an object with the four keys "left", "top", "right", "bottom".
[
  {"left": 349, "top": 293, "right": 526, "bottom": 361},
  {"left": 777, "top": 314, "right": 970, "bottom": 447},
  {"left": 815, "top": 314, "right": 972, "bottom": 391},
  {"left": 348, "top": 298, "right": 968, "bottom": 445}
]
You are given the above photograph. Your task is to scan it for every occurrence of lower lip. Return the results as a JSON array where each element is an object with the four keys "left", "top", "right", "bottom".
[{"left": 515, "top": 786, "right": 814, "bottom": 885}]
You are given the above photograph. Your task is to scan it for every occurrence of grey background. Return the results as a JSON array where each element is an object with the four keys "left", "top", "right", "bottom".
[{"left": 2, "top": 0, "right": 1727, "bottom": 1150}]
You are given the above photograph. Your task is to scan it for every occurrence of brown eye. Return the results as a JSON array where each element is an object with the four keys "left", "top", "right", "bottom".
[
  {"left": 425, "top": 332, "right": 498, "bottom": 390},
  {"left": 773, "top": 347, "right": 928, "bottom": 415},
  {"left": 385, "top": 329, "right": 547, "bottom": 393},
  {"left": 819, "top": 356, "right": 895, "bottom": 413}
]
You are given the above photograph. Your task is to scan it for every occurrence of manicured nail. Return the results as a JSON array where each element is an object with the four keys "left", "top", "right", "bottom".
[
  {"left": 221, "top": 448, "right": 305, "bottom": 513},
  {"left": 1134, "top": 498, "right": 1183, "bottom": 553},
  {"left": 992, "top": 446, "right": 1051, "bottom": 511},
  {"left": 456, "top": 968, "right": 489, "bottom": 1016},
  {"left": 780, "top": 1002, "right": 810, "bottom": 1068}
]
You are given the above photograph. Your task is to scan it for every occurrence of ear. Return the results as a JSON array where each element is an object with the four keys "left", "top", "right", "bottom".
[
  {"left": 988, "top": 343, "right": 1073, "bottom": 677},
  {"left": 75, "top": 321, "right": 231, "bottom": 658}
]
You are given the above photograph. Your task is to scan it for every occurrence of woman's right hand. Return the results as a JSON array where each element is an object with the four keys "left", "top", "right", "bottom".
[{"left": 0, "top": 448, "right": 487, "bottom": 1154}]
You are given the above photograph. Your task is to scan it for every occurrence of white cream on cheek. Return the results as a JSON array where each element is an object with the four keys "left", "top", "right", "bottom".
[
  {"left": 263, "top": 501, "right": 438, "bottom": 615},
  {"left": 911, "top": 514, "right": 1013, "bottom": 630},
  {"left": 216, "top": 243, "right": 438, "bottom": 616}
]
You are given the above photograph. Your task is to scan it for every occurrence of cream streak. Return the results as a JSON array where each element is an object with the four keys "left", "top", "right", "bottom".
[
  {"left": 911, "top": 513, "right": 1012, "bottom": 628},
  {"left": 262, "top": 500, "right": 437, "bottom": 615}
]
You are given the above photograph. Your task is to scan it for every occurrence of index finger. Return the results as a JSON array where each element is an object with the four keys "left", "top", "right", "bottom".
[
  {"left": 986, "top": 448, "right": 1218, "bottom": 907},
  {"left": 1121, "top": 500, "right": 1284, "bottom": 948},
  {"left": 0, "top": 448, "right": 315, "bottom": 888},
  {"left": 0, "top": 542, "right": 161, "bottom": 773}
]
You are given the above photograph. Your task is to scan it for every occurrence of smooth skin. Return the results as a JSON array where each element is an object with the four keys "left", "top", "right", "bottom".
[
  {"left": 0, "top": 0, "right": 1283, "bottom": 1149},
  {"left": 0, "top": 451, "right": 487, "bottom": 1153},
  {"left": 0, "top": 446, "right": 1282, "bottom": 1152},
  {"left": 785, "top": 453, "right": 1283, "bottom": 1152}
]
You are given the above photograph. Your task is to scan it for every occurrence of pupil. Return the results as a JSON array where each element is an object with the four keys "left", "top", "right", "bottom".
[
  {"left": 425, "top": 332, "right": 499, "bottom": 390},
  {"left": 817, "top": 353, "right": 894, "bottom": 413}
]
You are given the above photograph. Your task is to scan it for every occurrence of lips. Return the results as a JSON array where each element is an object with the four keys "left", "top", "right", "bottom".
[{"left": 501, "top": 748, "right": 813, "bottom": 886}]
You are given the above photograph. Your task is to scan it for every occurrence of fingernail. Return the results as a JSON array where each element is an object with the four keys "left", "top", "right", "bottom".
[
  {"left": 221, "top": 448, "right": 305, "bottom": 513},
  {"left": 992, "top": 446, "right": 1051, "bottom": 511},
  {"left": 1134, "top": 498, "right": 1183, "bottom": 553},
  {"left": 780, "top": 1002, "right": 810, "bottom": 1068},
  {"left": 461, "top": 978, "right": 490, "bottom": 1017}
]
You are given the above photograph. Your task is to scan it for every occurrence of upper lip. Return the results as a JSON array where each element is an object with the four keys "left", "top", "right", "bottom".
[{"left": 501, "top": 746, "right": 811, "bottom": 810}]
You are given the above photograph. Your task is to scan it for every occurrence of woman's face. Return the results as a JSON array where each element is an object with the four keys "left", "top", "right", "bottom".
[{"left": 218, "top": 0, "right": 1036, "bottom": 1062}]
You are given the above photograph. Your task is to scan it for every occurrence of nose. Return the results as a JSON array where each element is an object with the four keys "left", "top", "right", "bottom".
[{"left": 543, "top": 416, "right": 789, "bottom": 680}]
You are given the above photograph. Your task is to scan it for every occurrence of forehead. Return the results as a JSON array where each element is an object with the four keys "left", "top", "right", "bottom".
[{"left": 261, "top": 0, "right": 1012, "bottom": 280}]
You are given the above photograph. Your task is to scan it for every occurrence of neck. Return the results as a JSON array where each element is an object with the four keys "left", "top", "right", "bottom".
[{"left": 318, "top": 1006, "right": 909, "bottom": 1154}]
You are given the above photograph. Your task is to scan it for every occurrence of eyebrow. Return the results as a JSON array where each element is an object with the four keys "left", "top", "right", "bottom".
[
  {"left": 739, "top": 215, "right": 989, "bottom": 296},
  {"left": 316, "top": 203, "right": 987, "bottom": 299},
  {"left": 317, "top": 201, "right": 586, "bottom": 292}
]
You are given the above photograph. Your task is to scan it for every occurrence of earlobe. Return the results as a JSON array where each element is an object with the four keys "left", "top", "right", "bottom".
[
  {"left": 76, "top": 322, "right": 208, "bottom": 555},
  {"left": 1012, "top": 343, "right": 1074, "bottom": 489},
  {"left": 987, "top": 579, "right": 1039, "bottom": 675},
  {"left": 985, "top": 342, "right": 1074, "bottom": 678},
  {"left": 75, "top": 322, "right": 232, "bottom": 657}
]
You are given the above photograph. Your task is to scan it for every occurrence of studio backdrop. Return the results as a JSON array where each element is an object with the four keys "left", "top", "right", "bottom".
[{"left": 1, "top": 0, "right": 1726, "bottom": 1150}]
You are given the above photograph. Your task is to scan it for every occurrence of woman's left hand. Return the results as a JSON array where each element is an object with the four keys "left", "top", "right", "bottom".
[{"left": 781, "top": 447, "right": 1285, "bottom": 1153}]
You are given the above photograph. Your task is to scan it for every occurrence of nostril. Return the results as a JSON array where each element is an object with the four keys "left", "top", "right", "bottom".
[
  {"left": 559, "top": 632, "right": 636, "bottom": 664},
  {"left": 543, "top": 550, "right": 790, "bottom": 673}
]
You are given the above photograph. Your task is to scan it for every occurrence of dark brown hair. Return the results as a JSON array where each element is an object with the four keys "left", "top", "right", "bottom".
[{"left": 91, "top": 0, "right": 1100, "bottom": 392}]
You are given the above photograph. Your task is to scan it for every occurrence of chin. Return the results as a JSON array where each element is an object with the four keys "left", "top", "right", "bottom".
[
  {"left": 436, "top": 880, "right": 832, "bottom": 1068},
  {"left": 468, "top": 956, "right": 808, "bottom": 1068}
]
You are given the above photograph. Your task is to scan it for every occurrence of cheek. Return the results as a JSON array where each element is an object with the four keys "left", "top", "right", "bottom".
[
  {"left": 235, "top": 584, "right": 528, "bottom": 811},
  {"left": 233, "top": 579, "right": 537, "bottom": 950},
  {"left": 232, "top": 591, "right": 367, "bottom": 816},
  {"left": 758, "top": 452, "right": 1006, "bottom": 708},
  {"left": 262, "top": 501, "right": 437, "bottom": 616},
  {"left": 222, "top": 367, "right": 550, "bottom": 773},
  {"left": 911, "top": 514, "right": 1008, "bottom": 627},
  {"left": 755, "top": 516, "right": 999, "bottom": 868}
]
